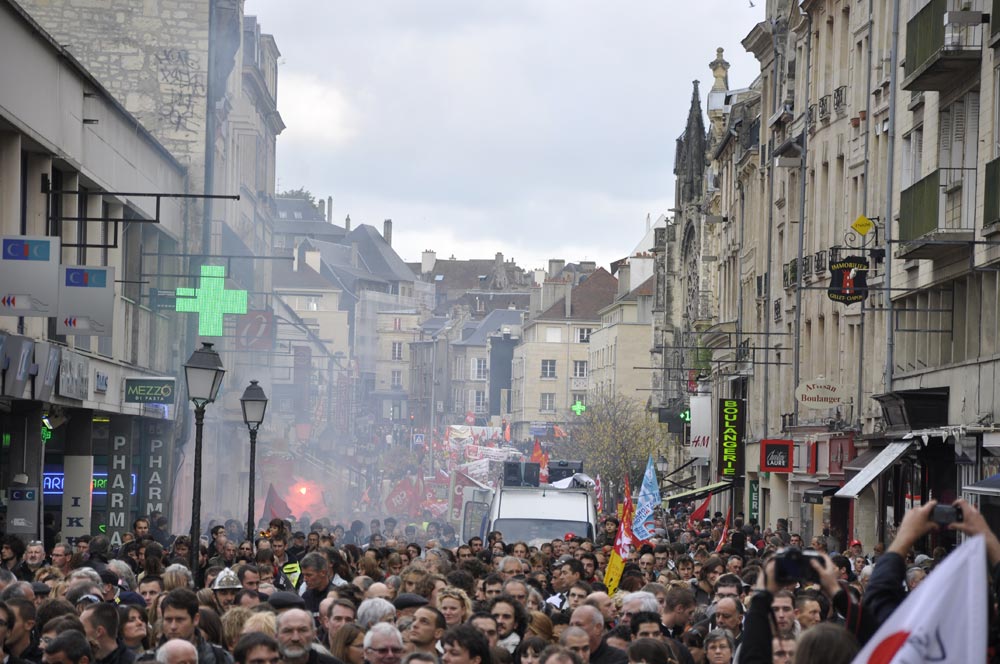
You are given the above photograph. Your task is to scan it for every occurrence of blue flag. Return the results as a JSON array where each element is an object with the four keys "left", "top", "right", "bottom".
[{"left": 632, "top": 455, "right": 661, "bottom": 541}]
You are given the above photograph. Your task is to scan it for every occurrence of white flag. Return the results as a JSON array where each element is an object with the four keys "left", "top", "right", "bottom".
[{"left": 851, "top": 535, "right": 987, "bottom": 664}]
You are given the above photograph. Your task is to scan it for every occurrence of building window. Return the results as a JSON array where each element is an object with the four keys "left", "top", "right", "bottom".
[
  {"left": 573, "top": 360, "right": 588, "bottom": 378},
  {"left": 391, "top": 370, "right": 402, "bottom": 388},
  {"left": 392, "top": 342, "right": 403, "bottom": 361},
  {"left": 545, "top": 327, "right": 562, "bottom": 343},
  {"left": 452, "top": 386, "right": 464, "bottom": 410},
  {"left": 571, "top": 392, "right": 587, "bottom": 407},
  {"left": 393, "top": 317, "right": 402, "bottom": 331},
  {"left": 541, "top": 359, "right": 557, "bottom": 379},
  {"left": 472, "top": 357, "right": 488, "bottom": 381},
  {"left": 540, "top": 393, "right": 556, "bottom": 412},
  {"left": 453, "top": 357, "right": 464, "bottom": 380},
  {"left": 575, "top": 328, "right": 593, "bottom": 343},
  {"left": 474, "top": 390, "right": 487, "bottom": 413}
]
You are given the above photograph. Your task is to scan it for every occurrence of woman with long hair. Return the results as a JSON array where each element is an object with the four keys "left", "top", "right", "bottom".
[
  {"left": 117, "top": 604, "right": 149, "bottom": 655},
  {"left": 437, "top": 587, "right": 473, "bottom": 627},
  {"left": 329, "top": 623, "right": 365, "bottom": 664}
]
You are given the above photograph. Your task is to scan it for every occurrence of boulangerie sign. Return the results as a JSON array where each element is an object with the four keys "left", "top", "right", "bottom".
[{"left": 760, "top": 439, "right": 794, "bottom": 473}]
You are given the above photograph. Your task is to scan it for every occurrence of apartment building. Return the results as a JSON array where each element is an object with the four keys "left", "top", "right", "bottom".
[{"left": 510, "top": 269, "right": 617, "bottom": 441}]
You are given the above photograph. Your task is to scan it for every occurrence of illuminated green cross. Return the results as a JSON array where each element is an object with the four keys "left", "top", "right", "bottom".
[
  {"left": 175, "top": 265, "right": 248, "bottom": 337},
  {"left": 571, "top": 400, "right": 587, "bottom": 416}
]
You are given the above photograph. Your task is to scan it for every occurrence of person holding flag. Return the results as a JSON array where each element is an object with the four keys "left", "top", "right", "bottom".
[{"left": 632, "top": 455, "right": 661, "bottom": 542}]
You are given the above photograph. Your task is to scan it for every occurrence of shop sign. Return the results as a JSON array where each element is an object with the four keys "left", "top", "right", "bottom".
[
  {"left": 717, "top": 398, "right": 746, "bottom": 480},
  {"left": 795, "top": 379, "right": 849, "bottom": 409},
  {"left": 0, "top": 236, "right": 60, "bottom": 316},
  {"left": 827, "top": 255, "right": 869, "bottom": 304},
  {"left": 124, "top": 378, "right": 175, "bottom": 404},
  {"left": 760, "top": 439, "right": 795, "bottom": 473},
  {"left": 58, "top": 351, "right": 90, "bottom": 401},
  {"left": 689, "top": 395, "right": 711, "bottom": 459},
  {"left": 749, "top": 479, "right": 760, "bottom": 522},
  {"left": 95, "top": 371, "right": 109, "bottom": 394},
  {"left": 107, "top": 417, "right": 135, "bottom": 548},
  {"left": 62, "top": 455, "right": 93, "bottom": 545},
  {"left": 57, "top": 265, "right": 115, "bottom": 336}
]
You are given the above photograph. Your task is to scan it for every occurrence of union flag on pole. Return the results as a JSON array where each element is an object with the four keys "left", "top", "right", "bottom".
[
  {"left": 595, "top": 474, "right": 603, "bottom": 515},
  {"left": 714, "top": 505, "right": 731, "bottom": 552},
  {"left": 850, "top": 535, "right": 986, "bottom": 664},
  {"left": 686, "top": 492, "right": 712, "bottom": 531},
  {"left": 603, "top": 476, "right": 637, "bottom": 594}
]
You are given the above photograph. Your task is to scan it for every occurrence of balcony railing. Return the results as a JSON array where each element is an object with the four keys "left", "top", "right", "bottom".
[
  {"left": 903, "top": 0, "right": 984, "bottom": 91},
  {"left": 818, "top": 95, "right": 831, "bottom": 120},
  {"left": 898, "top": 167, "right": 977, "bottom": 258},
  {"left": 833, "top": 85, "right": 848, "bottom": 112}
]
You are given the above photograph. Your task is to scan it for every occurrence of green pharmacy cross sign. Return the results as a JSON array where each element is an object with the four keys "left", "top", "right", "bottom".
[
  {"left": 175, "top": 265, "right": 248, "bottom": 336},
  {"left": 571, "top": 400, "right": 587, "bottom": 416}
]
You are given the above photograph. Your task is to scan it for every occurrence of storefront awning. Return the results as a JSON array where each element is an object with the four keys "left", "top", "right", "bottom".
[
  {"left": 963, "top": 473, "right": 1000, "bottom": 497},
  {"left": 803, "top": 486, "right": 840, "bottom": 504},
  {"left": 835, "top": 441, "right": 912, "bottom": 499},
  {"left": 664, "top": 480, "right": 736, "bottom": 507}
]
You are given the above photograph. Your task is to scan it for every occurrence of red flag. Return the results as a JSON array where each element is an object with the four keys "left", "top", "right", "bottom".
[
  {"left": 262, "top": 484, "right": 292, "bottom": 520},
  {"left": 686, "top": 492, "right": 713, "bottom": 531},
  {"left": 530, "top": 439, "right": 545, "bottom": 464},
  {"left": 621, "top": 476, "right": 639, "bottom": 548},
  {"left": 553, "top": 424, "right": 568, "bottom": 438},
  {"left": 504, "top": 421, "right": 511, "bottom": 442},
  {"left": 715, "top": 505, "right": 732, "bottom": 553}
]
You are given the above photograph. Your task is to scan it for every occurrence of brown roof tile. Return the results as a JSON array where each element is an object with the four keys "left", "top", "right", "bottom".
[{"left": 538, "top": 267, "right": 618, "bottom": 321}]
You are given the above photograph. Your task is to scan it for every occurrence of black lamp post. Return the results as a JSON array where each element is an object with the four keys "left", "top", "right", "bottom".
[
  {"left": 184, "top": 342, "right": 225, "bottom": 573},
  {"left": 240, "top": 380, "right": 268, "bottom": 542}
]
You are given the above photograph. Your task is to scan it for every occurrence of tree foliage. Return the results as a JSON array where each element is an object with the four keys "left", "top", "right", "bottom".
[
  {"left": 561, "top": 392, "right": 664, "bottom": 499},
  {"left": 279, "top": 187, "right": 321, "bottom": 213}
]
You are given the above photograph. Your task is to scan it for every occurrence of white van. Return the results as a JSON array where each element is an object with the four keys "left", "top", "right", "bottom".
[{"left": 472, "top": 483, "right": 598, "bottom": 544}]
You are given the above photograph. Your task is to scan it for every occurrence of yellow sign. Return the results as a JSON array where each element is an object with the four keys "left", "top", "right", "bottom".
[{"left": 852, "top": 215, "right": 874, "bottom": 236}]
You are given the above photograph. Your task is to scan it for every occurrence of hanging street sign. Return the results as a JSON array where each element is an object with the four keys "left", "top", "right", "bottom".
[
  {"left": 851, "top": 215, "right": 874, "bottom": 236},
  {"left": 0, "top": 236, "right": 60, "bottom": 316},
  {"left": 57, "top": 266, "right": 115, "bottom": 336},
  {"left": 827, "top": 255, "right": 869, "bottom": 305},
  {"left": 175, "top": 265, "right": 248, "bottom": 336}
]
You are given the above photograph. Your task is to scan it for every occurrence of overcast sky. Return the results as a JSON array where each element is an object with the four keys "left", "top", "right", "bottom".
[{"left": 244, "top": 1, "right": 766, "bottom": 273}]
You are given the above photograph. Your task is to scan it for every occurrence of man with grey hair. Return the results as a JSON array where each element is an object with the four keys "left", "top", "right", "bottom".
[
  {"left": 362, "top": 623, "right": 403, "bottom": 664},
  {"left": 155, "top": 639, "right": 198, "bottom": 664},
  {"left": 298, "top": 553, "right": 334, "bottom": 625},
  {"left": 356, "top": 598, "right": 396, "bottom": 630},
  {"left": 275, "top": 609, "right": 341, "bottom": 664},
  {"left": 619, "top": 591, "right": 659, "bottom": 628},
  {"left": 498, "top": 556, "right": 522, "bottom": 581},
  {"left": 569, "top": 605, "right": 627, "bottom": 664}
]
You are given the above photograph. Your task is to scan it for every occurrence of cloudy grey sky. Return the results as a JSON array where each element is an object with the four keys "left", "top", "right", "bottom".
[{"left": 244, "top": 1, "right": 766, "bottom": 272}]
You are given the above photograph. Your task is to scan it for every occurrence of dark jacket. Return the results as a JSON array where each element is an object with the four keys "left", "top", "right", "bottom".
[
  {"left": 734, "top": 590, "right": 774, "bottom": 664},
  {"left": 590, "top": 639, "right": 628, "bottom": 664},
  {"left": 306, "top": 650, "right": 344, "bottom": 664},
  {"left": 863, "top": 551, "right": 908, "bottom": 626},
  {"left": 96, "top": 642, "right": 137, "bottom": 664}
]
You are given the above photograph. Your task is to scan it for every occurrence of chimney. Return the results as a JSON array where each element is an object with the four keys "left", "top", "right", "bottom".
[
  {"left": 547, "top": 259, "right": 565, "bottom": 279},
  {"left": 305, "top": 250, "right": 321, "bottom": 273},
  {"left": 533, "top": 269, "right": 546, "bottom": 287},
  {"left": 422, "top": 250, "right": 437, "bottom": 274},
  {"left": 617, "top": 263, "right": 631, "bottom": 298},
  {"left": 344, "top": 214, "right": 351, "bottom": 231},
  {"left": 495, "top": 252, "right": 504, "bottom": 265},
  {"left": 383, "top": 219, "right": 392, "bottom": 246},
  {"left": 564, "top": 281, "right": 573, "bottom": 317},
  {"left": 327, "top": 196, "right": 333, "bottom": 222},
  {"left": 318, "top": 199, "right": 325, "bottom": 220},
  {"left": 579, "top": 260, "right": 596, "bottom": 273}
]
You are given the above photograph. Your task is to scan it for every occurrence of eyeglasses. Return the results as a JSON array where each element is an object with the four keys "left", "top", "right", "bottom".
[
  {"left": 77, "top": 594, "right": 102, "bottom": 605},
  {"left": 365, "top": 647, "right": 404, "bottom": 656}
]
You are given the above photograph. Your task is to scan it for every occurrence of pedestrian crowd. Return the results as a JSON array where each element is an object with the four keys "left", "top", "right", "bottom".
[{"left": 0, "top": 496, "right": 998, "bottom": 664}]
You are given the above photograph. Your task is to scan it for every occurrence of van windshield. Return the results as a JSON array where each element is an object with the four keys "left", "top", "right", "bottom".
[{"left": 493, "top": 518, "right": 592, "bottom": 543}]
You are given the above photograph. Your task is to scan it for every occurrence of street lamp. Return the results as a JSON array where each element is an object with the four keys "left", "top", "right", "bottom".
[
  {"left": 240, "top": 380, "right": 268, "bottom": 542},
  {"left": 184, "top": 342, "right": 225, "bottom": 573}
]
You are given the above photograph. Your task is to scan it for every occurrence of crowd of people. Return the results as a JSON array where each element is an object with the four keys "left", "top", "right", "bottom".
[{"left": 0, "top": 496, "right": 997, "bottom": 664}]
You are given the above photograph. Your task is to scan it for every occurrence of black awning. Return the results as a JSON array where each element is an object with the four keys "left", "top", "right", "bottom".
[
  {"left": 664, "top": 480, "right": 737, "bottom": 508},
  {"left": 803, "top": 486, "right": 839, "bottom": 504}
]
